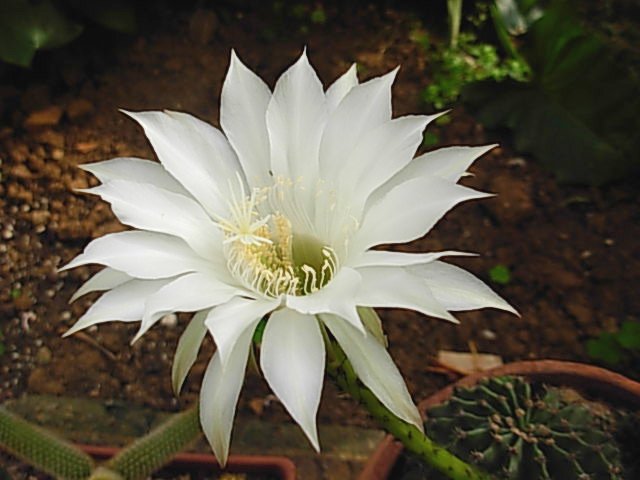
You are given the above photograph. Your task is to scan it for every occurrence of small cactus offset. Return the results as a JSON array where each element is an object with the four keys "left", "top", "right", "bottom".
[
  {"left": 0, "top": 406, "right": 94, "bottom": 480},
  {"left": 425, "top": 376, "right": 623, "bottom": 480}
]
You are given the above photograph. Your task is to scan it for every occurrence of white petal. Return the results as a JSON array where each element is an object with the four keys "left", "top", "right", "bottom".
[
  {"left": 135, "top": 272, "right": 243, "bottom": 342},
  {"left": 221, "top": 51, "right": 273, "bottom": 188},
  {"left": 61, "top": 231, "right": 207, "bottom": 279},
  {"left": 354, "top": 176, "right": 491, "bottom": 253},
  {"left": 410, "top": 144, "right": 496, "bottom": 182},
  {"left": 260, "top": 309, "right": 324, "bottom": 451},
  {"left": 172, "top": 309, "right": 208, "bottom": 395},
  {"left": 69, "top": 268, "right": 132, "bottom": 303},
  {"left": 81, "top": 157, "right": 190, "bottom": 195},
  {"left": 286, "top": 267, "right": 362, "bottom": 331},
  {"left": 355, "top": 266, "right": 457, "bottom": 322},
  {"left": 370, "top": 144, "right": 496, "bottom": 204},
  {"left": 349, "top": 250, "right": 475, "bottom": 269},
  {"left": 336, "top": 114, "right": 439, "bottom": 216},
  {"left": 200, "top": 325, "right": 253, "bottom": 467},
  {"left": 205, "top": 297, "right": 278, "bottom": 368},
  {"left": 320, "top": 313, "right": 422, "bottom": 430},
  {"left": 266, "top": 50, "right": 326, "bottom": 190},
  {"left": 410, "top": 261, "right": 518, "bottom": 314},
  {"left": 319, "top": 68, "right": 397, "bottom": 182},
  {"left": 122, "top": 110, "right": 241, "bottom": 218},
  {"left": 63, "top": 279, "right": 168, "bottom": 337},
  {"left": 85, "top": 180, "right": 222, "bottom": 260},
  {"left": 325, "top": 63, "right": 358, "bottom": 113}
]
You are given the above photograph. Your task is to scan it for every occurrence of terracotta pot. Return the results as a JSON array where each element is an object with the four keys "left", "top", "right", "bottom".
[
  {"left": 359, "top": 360, "right": 640, "bottom": 480},
  {"left": 78, "top": 444, "right": 297, "bottom": 480}
]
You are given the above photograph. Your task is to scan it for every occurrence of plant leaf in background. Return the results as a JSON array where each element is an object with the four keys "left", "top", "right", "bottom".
[
  {"left": 464, "top": 1, "right": 640, "bottom": 185},
  {"left": 586, "top": 321, "right": 640, "bottom": 367},
  {"left": 587, "top": 332, "right": 626, "bottom": 366},
  {"left": 64, "top": 0, "right": 136, "bottom": 33},
  {"left": 488, "top": 264, "right": 511, "bottom": 285},
  {"left": 617, "top": 322, "right": 640, "bottom": 350},
  {"left": 0, "top": 0, "right": 83, "bottom": 67}
]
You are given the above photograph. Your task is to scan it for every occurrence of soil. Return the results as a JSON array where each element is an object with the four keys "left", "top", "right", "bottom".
[{"left": 0, "top": 0, "right": 638, "bottom": 454}]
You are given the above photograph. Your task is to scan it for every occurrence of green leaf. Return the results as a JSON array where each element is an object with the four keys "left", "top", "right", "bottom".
[
  {"left": 617, "top": 322, "right": 640, "bottom": 350},
  {"left": 586, "top": 333, "right": 625, "bottom": 366},
  {"left": 423, "top": 131, "right": 439, "bottom": 148},
  {"left": 64, "top": 0, "right": 136, "bottom": 33},
  {"left": 0, "top": 0, "right": 83, "bottom": 67},
  {"left": 463, "top": 3, "right": 640, "bottom": 185},
  {"left": 489, "top": 264, "right": 511, "bottom": 284}
]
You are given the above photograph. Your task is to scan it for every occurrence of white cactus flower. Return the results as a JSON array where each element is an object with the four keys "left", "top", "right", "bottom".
[{"left": 62, "top": 50, "right": 515, "bottom": 465}]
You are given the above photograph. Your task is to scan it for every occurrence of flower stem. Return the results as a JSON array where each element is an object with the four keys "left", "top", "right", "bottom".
[{"left": 324, "top": 337, "right": 493, "bottom": 480}]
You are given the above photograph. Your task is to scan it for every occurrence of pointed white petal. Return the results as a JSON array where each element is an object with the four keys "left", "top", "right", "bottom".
[
  {"left": 266, "top": 50, "right": 326, "bottom": 188},
  {"left": 200, "top": 325, "right": 254, "bottom": 467},
  {"left": 338, "top": 115, "right": 440, "bottom": 215},
  {"left": 122, "top": 110, "right": 241, "bottom": 218},
  {"left": 205, "top": 297, "right": 278, "bottom": 368},
  {"left": 321, "top": 313, "right": 422, "bottom": 430},
  {"left": 81, "top": 157, "right": 190, "bottom": 195},
  {"left": 69, "top": 268, "right": 132, "bottom": 303},
  {"left": 135, "top": 272, "right": 243, "bottom": 342},
  {"left": 354, "top": 176, "right": 491, "bottom": 252},
  {"left": 370, "top": 144, "right": 497, "bottom": 205},
  {"left": 221, "top": 51, "right": 273, "bottom": 188},
  {"left": 172, "top": 309, "right": 208, "bottom": 395},
  {"left": 410, "top": 261, "right": 518, "bottom": 314},
  {"left": 319, "top": 68, "right": 397, "bottom": 182},
  {"left": 357, "top": 306, "right": 387, "bottom": 347},
  {"left": 325, "top": 63, "right": 358, "bottom": 113},
  {"left": 84, "top": 180, "right": 222, "bottom": 260},
  {"left": 260, "top": 309, "right": 324, "bottom": 451},
  {"left": 63, "top": 279, "right": 168, "bottom": 337},
  {"left": 410, "top": 144, "right": 496, "bottom": 182},
  {"left": 349, "top": 250, "right": 476, "bottom": 269},
  {"left": 286, "top": 267, "right": 362, "bottom": 331},
  {"left": 61, "top": 231, "right": 207, "bottom": 279},
  {"left": 355, "top": 266, "right": 458, "bottom": 323}
]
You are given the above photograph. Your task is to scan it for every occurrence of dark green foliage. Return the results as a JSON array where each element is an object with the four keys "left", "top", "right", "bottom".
[
  {"left": 424, "top": 376, "right": 623, "bottom": 479},
  {"left": 587, "top": 321, "right": 640, "bottom": 368},
  {"left": 463, "top": 1, "right": 640, "bottom": 185},
  {"left": 0, "top": 407, "right": 94, "bottom": 479},
  {"left": 0, "top": 0, "right": 135, "bottom": 67},
  {"left": 0, "top": 0, "right": 83, "bottom": 67}
]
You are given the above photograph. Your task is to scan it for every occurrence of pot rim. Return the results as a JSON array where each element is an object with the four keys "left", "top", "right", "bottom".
[{"left": 77, "top": 444, "right": 297, "bottom": 480}]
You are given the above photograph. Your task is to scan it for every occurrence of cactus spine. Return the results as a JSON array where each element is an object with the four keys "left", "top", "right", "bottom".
[
  {"left": 0, "top": 406, "right": 94, "bottom": 479},
  {"left": 425, "top": 376, "right": 623, "bottom": 479}
]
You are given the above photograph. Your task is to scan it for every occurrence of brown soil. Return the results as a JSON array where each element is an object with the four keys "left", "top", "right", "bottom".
[{"left": 0, "top": 0, "right": 638, "bottom": 440}]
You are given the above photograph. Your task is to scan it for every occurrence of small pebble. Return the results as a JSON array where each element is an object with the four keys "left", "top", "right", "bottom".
[
  {"left": 480, "top": 329, "right": 497, "bottom": 340},
  {"left": 160, "top": 313, "right": 178, "bottom": 328}
]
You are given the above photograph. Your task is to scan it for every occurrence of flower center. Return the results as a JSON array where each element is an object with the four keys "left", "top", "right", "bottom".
[{"left": 218, "top": 179, "right": 338, "bottom": 297}]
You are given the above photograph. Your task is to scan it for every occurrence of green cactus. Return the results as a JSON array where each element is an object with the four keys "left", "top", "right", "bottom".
[
  {"left": 100, "top": 405, "right": 201, "bottom": 480},
  {"left": 424, "top": 376, "right": 623, "bottom": 480},
  {"left": 0, "top": 406, "right": 94, "bottom": 479},
  {"left": 1, "top": 404, "right": 202, "bottom": 480}
]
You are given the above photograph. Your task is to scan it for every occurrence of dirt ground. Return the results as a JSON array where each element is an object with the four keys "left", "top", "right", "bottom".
[{"left": 0, "top": 0, "right": 639, "bottom": 438}]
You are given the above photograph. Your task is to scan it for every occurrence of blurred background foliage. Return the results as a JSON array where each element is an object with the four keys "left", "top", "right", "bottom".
[{"left": 0, "top": 0, "right": 638, "bottom": 186}]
